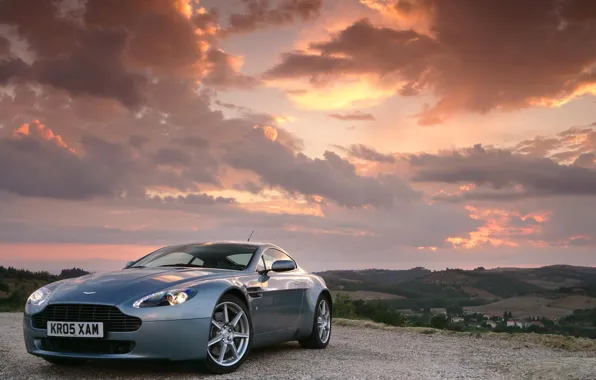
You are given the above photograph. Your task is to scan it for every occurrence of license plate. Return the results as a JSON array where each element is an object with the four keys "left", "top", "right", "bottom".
[{"left": 47, "top": 321, "right": 104, "bottom": 338}]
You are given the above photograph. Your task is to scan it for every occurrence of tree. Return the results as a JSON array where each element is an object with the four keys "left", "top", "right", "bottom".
[
  {"left": 333, "top": 295, "right": 357, "bottom": 319},
  {"left": 446, "top": 305, "right": 464, "bottom": 316},
  {"left": 430, "top": 314, "right": 449, "bottom": 329}
]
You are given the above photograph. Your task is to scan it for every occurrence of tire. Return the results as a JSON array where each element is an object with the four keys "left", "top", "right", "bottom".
[
  {"left": 202, "top": 294, "right": 253, "bottom": 374},
  {"left": 299, "top": 294, "right": 332, "bottom": 349},
  {"left": 42, "top": 357, "right": 87, "bottom": 366}
]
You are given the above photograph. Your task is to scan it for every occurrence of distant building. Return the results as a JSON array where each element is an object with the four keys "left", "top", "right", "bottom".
[
  {"left": 507, "top": 319, "right": 532, "bottom": 328},
  {"left": 451, "top": 316, "right": 464, "bottom": 323},
  {"left": 486, "top": 321, "right": 497, "bottom": 328}
]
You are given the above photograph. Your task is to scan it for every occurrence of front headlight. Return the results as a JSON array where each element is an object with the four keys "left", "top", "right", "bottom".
[
  {"left": 132, "top": 288, "right": 197, "bottom": 308},
  {"left": 27, "top": 286, "right": 52, "bottom": 306}
]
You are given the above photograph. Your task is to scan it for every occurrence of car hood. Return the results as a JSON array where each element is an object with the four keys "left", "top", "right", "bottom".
[{"left": 48, "top": 268, "right": 235, "bottom": 305}]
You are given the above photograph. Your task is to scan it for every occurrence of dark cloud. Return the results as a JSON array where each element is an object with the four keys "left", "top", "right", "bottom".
[
  {"left": 33, "top": 27, "right": 146, "bottom": 107},
  {"left": 0, "top": 36, "right": 9, "bottom": 56},
  {"left": 84, "top": 0, "right": 204, "bottom": 73},
  {"left": 172, "top": 136, "right": 210, "bottom": 149},
  {"left": 224, "top": 128, "right": 419, "bottom": 207},
  {"left": 151, "top": 148, "right": 192, "bottom": 166},
  {"left": 214, "top": 100, "right": 253, "bottom": 115},
  {"left": 343, "top": 144, "right": 396, "bottom": 163},
  {"left": 233, "top": 180, "right": 264, "bottom": 194},
  {"left": 328, "top": 111, "right": 376, "bottom": 121},
  {"left": 0, "top": 0, "right": 255, "bottom": 105},
  {"left": 0, "top": 0, "right": 146, "bottom": 106},
  {"left": 0, "top": 120, "right": 219, "bottom": 200},
  {"left": 128, "top": 135, "right": 149, "bottom": 149},
  {"left": 573, "top": 153, "right": 596, "bottom": 168},
  {"left": 201, "top": 49, "right": 259, "bottom": 89},
  {"left": 266, "top": 0, "right": 596, "bottom": 123},
  {"left": 410, "top": 144, "right": 596, "bottom": 200},
  {"left": 0, "top": 131, "right": 112, "bottom": 200},
  {"left": 224, "top": 0, "right": 323, "bottom": 34}
]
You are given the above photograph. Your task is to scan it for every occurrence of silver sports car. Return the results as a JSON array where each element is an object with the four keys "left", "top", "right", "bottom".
[{"left": 23, "top": 241, "right": 333, "bottom": 374}]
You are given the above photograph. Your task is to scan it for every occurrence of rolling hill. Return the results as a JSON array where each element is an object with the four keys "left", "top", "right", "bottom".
[
  {"left": 317, "top": 265, "right": 596, "bottom": 317},
  {"left": 466, "top": 295, "right": 596, "bottom": 318}
]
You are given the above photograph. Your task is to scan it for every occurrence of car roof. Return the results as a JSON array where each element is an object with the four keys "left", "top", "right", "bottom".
[{"left": 167, "top": 240, "right": 274, "bottom": 249}]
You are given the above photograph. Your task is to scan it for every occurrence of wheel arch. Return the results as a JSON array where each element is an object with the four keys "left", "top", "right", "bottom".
[
  {"left": 319, "top": 289, "right": 332, "bottom": 315},
  {"left": 219, "top": 286, "right": 250, "bottom": 310}
]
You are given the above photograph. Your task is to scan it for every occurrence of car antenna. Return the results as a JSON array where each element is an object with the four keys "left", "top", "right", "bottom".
[{"left": 247, "top": 230, "right": 254, "bottom": 241}]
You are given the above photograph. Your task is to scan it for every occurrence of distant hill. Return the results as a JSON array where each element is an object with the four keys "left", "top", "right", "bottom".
[
  {"left": 495, "top": 265, "right": 596, "bottom": 289},
  {"left": 317, "top": 265, "right": 596, "bottom": 317},
  {"left": 466, "top": 295, "right": 596, "bottom": 318},
  {"left": 316, "top": 267, "right": 431, "bottom": 293},
  {"left": 0, "top": 266, "right": 90, "bottom": 311}
]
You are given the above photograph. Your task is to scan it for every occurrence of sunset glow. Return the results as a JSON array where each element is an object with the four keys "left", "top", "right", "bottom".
[{"left": 1, "top": 0, "right": 596, "bottom": 273}]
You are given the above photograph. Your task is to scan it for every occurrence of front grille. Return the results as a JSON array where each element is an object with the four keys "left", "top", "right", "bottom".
[
  {"left": 32, "top": 304, "right": 142, "bottom": 332},
  {"left": 41, "top": 337, "right": 135, "bottom": 354}
]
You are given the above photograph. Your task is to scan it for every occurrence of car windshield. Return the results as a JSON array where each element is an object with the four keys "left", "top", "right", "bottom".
[{"left": 129, "top": 243, "right": 258, "bottom": 271}]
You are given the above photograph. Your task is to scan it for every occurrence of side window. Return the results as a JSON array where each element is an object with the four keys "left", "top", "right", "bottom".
[{"left": 261, "top": 248, "right": 295, "bottom": 271}]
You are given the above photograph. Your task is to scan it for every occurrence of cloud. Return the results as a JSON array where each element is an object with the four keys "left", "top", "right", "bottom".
[
  {"left": 0, "top": 117, "right": 218, "bottom": 199},
  {"left": 342, "top": 144, "right": 397, "bottom": 163},
  {"left": 409, "top": 143, "right": 596, "bottom": 200},
  {"left": 265, "top": 1, "right": 596, "bottom": 122},
  {"left": 0, "top": 35, "right": 9, "bottom": 56},
  {"left": 201, "top": 49, "right": 259, "bottom": 89},
  {"left": 514, "top": 126, "right": 596, "bottom": 163},
  {"left": 328, "top": 111, "right": 376, "bottom": 121},
  {"left": 224, "top": 0, "right": 323, "bottom": 34},
  {"left": 223, "top": 127, "right": 419, "bottom": 207},
  {"left": 147, "top": 193, "right": 237, "bottom": 205},
  {"left": 0, "top": 0, "right": 255, "bottom": 105}
]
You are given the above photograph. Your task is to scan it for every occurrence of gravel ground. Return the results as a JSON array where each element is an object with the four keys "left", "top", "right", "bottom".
[{"left": 1, "top": 313, "right": 595, "bottom": 380}]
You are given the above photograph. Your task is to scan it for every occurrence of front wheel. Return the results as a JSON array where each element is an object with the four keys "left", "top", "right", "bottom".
[
  {"left": 202, "top": 294, "right": 252, "bottom": 374},
  {"left": 299, "top": 294, "right": 331, "bottom": 349}
]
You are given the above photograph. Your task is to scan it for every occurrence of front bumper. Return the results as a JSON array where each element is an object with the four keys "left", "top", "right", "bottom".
[{"left": 23, "top": 315, "right": 211, "bottom": 361}]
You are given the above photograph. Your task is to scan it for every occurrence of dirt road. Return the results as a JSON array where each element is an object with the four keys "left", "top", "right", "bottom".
[{"left": 1, "top": 313, "right": 594, "bottom": 379}]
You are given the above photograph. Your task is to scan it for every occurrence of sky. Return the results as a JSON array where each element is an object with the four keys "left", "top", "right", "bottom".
[{"left": 0, "top": 0, "right": 595, "bottom": 273}]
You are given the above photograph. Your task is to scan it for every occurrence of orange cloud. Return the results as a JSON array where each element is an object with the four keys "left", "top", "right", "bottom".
[
  {"left": 265, "top": 2, "right": 596, "bottom": 123},
  {"left": 253, "top": 124, "right": 278, "bottom": 142},
  {"left": 14, "top": 120, "right": 74, "bottom": 153},
  {"left": 267, "top": 76, "right": 397, "bottom": 110},
  {"left": 359, "top": 0, "right": 435, "bottom": 36},
  {"left": 174, "top": 0, "right": 195, "bottom": 19},
  {"left": 446, "top": 206, "right": 549, "bottom": 249}
]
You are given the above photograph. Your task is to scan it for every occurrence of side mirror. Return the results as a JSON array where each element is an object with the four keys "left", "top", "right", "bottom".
[
  {"left": 124, "top": 261, "right": 134, "bottom": 269},
  {"left": 271, "top": 260, "right": 296, "bottom": 273}
]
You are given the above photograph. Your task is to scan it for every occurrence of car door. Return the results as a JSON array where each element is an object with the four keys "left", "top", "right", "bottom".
[{"left": 249, "top": 248, "right": 304, "bottom": 336}]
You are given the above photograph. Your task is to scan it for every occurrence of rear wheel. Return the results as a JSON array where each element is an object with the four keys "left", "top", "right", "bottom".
[
  {"left": 203, "top": 294, "right": 252, "bottom": 374},
  {"left": 42, "top": 357, "right": 87, "bottom": 366},
  {"left": 299, "top": 294, "right": 332, "bottom": 349}
]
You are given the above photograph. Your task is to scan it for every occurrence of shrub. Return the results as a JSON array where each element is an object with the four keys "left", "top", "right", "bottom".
[{"left": 430, "top": 314, "right": 449, "bottom": 329}]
